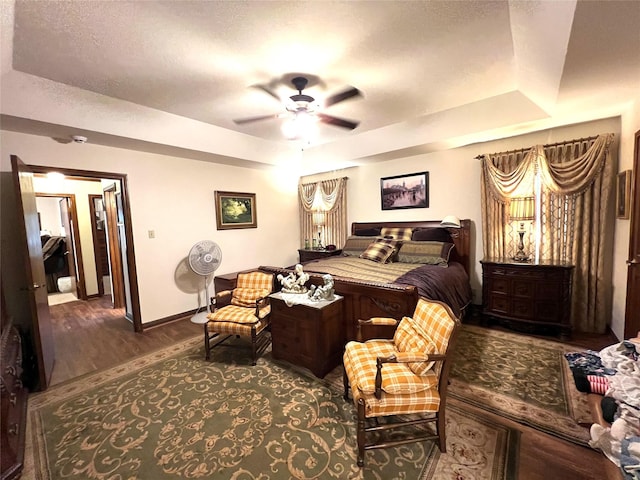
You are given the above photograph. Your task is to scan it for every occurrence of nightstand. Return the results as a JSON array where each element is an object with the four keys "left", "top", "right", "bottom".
[
  {"left": 269, "top": 292, "right": 344, "bottom": 378},
  {"left": 298, "top": 248, "right": 342, "bottom": 263},
  {"left": 480, "top": 258, "right": 574, "bottom": 339}
]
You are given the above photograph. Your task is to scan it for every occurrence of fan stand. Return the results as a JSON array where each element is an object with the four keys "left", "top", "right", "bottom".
[{"left": 190, "top": 275, "right": 212, "bottom": 325}]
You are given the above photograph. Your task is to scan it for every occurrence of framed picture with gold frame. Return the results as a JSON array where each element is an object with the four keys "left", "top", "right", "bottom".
[
  {"left": 617, "top": 170, "right": 632, "bottom": 219},
  {"left": 215, "top": 191, "right": 257, "bottom": 230}
]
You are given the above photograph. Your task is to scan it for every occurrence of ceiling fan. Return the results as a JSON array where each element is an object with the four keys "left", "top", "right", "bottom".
[{"left": 233, "top": 76, "right": 362, "bottom": 137}]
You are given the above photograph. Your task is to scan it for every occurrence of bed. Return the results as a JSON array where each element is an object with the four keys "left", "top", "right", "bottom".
[{"left": 260, "top": 219, "right": 472, "bottom": 342}]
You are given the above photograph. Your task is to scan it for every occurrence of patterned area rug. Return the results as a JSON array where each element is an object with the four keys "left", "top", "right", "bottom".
[
  {"left": 26, "top": 336, "right": 519, "bottom": 480},
  {"left": 449, "top": 324, "right": 592, "bottom": 445}
]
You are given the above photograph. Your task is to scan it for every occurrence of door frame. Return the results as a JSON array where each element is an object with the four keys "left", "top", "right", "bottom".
[
  {"left": 36, "top": 193, "right": 86, "bottom": 299},
  {"left": 28, "top": 164, "right": 142, "bottom": 332}
]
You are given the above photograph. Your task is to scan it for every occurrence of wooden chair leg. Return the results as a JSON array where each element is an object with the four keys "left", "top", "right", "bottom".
[
  {"left": 437, "top": 409, "right": 446, "bottom": 453},
  {"left": 343, "top": 367, "right": 350, "bottom": 401},
  {"left": 251, "top": 327, "right": 257, "bottom": 366},
  {"left": 357, "top": 399, "right": 366, "bottom": 467},
  {"left": 204, "top": 324, "right": 211, "bottom": 361}
]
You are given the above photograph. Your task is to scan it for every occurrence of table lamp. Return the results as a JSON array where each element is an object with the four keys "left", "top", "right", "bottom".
[{"left": 509, "top": 197, "right": 535, "bottom": 262}]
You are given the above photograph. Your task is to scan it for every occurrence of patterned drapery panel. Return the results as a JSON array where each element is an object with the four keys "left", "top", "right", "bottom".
[
  {"left": 480, "top": 133, "right": 615, "bottom": 333},
  {"left": 298, "top": 177, "right": 348, "bottom": 249}
]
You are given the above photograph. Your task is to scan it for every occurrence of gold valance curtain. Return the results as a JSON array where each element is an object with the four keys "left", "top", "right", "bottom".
[
  {"left": 298, "top": 177, "right": 348, "bottom": 249},
  {"left": 480, "top": 133, "right": 615, "bottom": 333}
]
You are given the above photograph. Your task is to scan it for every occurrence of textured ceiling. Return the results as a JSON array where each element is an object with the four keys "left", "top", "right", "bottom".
[{"left": 2, "top": 0, "right": 640, "bottom": 168}]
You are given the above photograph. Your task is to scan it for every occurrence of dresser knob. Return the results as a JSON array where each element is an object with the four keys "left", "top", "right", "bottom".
[{"left": 9, "top": 424, "right": 19, "bottom": 435}]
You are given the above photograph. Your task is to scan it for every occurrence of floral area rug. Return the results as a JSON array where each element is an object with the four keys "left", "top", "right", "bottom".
[
  {"left": 449, "top": 324, "right": 592, "bottom": 446},
  {"left": 26, "top": 336, "right": 519, "bottom": 480}
]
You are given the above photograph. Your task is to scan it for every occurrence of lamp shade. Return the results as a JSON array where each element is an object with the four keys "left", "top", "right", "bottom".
[
  {"left": 440, "top": 215, "right": 461, "bottom": 228},
  {"left": 509, "top": 197, "right": 535, "bottom": 221},
  {"left": 312, "top": 211, "right": 325, "bottom": 226}
]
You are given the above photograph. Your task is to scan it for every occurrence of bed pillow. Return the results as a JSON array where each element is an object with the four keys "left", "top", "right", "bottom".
[
  {"left": 380, "top": 227, "right": 413, "bottom": 241},
  {"left": 354, "top": 227, "right": 382, "bottom": 237},
  {"left": 359, "top": 238, "right": 399, "bottom": 264},
  {"left": 342, "top": 236, "right": 379, "bottom": 257},
  {"left": 411, "top": 227, "right": 453, "bottom": 243},
  {"left": 396, "top": 241, "right": 454, "bottom": 265}
]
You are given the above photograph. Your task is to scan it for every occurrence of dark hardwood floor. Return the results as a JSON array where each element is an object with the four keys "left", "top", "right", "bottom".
[
  {"left": 44, "top": 297, "right": 621, "bottom": 480},
  {"left": 47, "top": 295, "right": 201, "bottom": 386}
]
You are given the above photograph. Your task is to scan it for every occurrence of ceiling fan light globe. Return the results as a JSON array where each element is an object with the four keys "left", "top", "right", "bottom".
[{"left": 281, "top": 118, "right": 298, "bottom": 139}]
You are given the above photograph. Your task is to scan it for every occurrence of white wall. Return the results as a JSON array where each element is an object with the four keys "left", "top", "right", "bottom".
[
  {"left": 35, "top": 197, "right": 63, "bottom": 236},
  {"left": 1, "top": 130, "right": 300, "bottom": 324}
]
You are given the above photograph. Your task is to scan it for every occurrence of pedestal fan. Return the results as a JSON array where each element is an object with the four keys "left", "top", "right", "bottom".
[{"left": 188, "top": 240, "right": 222, "bottom": 323}]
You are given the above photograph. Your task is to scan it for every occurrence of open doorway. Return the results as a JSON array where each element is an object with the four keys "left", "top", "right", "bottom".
[
  {"left": 28, "top": 164, "right": 142, "bottom": 329},
  {"left": 35, "top": 194, "right": 84, "bottom": 306}
]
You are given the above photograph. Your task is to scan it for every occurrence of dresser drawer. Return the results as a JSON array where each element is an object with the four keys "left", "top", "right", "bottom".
[
  {"left": 512, "top": 279, "right": 534, "bottom": 298},
  {"left": 489, "top": 277, "right": 510, "bottom": 294}
]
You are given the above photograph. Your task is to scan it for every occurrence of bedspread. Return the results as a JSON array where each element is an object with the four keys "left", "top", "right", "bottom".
[{"left": 300, "top": 257, "right": 471, "bottom": 317}]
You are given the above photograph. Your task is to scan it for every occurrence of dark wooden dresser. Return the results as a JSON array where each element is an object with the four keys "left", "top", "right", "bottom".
[
  {"left": 269, "top": 292, "right": 344, "bottom": 378},
  {"left": 480, "top": 258, "right": 574, "bottom": 339},
  {"left": 1, "top": 294, "right": 28, "bottom": 480},
  {"left": 298, "top": 248, "right": 343, "bottom": 263}
]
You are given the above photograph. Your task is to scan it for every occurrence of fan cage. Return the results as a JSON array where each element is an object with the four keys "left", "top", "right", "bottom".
[{"left": 188, "top": 241, "right": 222, "bottom": 276}]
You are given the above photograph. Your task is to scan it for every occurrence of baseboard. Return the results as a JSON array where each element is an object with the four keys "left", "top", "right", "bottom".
[{"left": 141, "top": 308, "right": 200, "bottom": 330}]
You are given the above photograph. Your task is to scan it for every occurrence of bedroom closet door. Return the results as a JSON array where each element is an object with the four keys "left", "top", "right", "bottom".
[{"left": 625, "top": 129, "right": 640, "bottom": 339}]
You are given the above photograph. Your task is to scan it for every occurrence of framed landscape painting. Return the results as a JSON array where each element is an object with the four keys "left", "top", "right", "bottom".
[
  {"left": 380, "top": 171, "right": 429, "bottom": 210},
  {"left": 215, "top": 191, "right": 257, "bottom": 230}
]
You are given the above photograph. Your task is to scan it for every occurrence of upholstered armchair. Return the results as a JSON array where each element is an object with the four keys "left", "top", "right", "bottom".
[
  {"left": 205, "top": 271, "right": 274, "bottom": 365},
  {"left": 342, "top": 298, "right": 460, "bottom": 467}
]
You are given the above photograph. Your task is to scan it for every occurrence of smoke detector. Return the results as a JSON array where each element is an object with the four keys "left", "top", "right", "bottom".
[{"left": 71, "top": 135, "right": 87, "bottom": 144}]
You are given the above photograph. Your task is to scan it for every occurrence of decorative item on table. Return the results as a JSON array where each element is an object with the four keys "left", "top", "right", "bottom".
[
  {"left": 304, "top": 238, "right": 310, "bottom": 249},
  {"left": 509, "top": 196, "right": 535, "bottom": 262},
  {"left": 308, "top": 274, "right": 335, "bottom": 302},
  {"left": 277, "top": 264, "right": 310, "bottom": 293}
]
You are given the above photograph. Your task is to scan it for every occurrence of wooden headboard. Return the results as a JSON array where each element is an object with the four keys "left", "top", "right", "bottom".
[{"left": 351, "top": 219, "right": 471, "bottom": 276}]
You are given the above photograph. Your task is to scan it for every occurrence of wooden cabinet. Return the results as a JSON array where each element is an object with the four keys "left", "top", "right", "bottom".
[
  {"left": 481, "top": 258, "right": 574, "bottom": 338},
  {"left": 270, "top": 292, "right": 344, "bottom": 378},
  {"left": 1, "top": 324, "right": 28, "bottom": 480},
  {"left": 298, "top": 248, "right": 342, "bottom": 263}
]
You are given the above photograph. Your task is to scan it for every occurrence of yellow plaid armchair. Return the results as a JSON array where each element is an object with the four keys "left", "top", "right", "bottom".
[
  {"left": 205, "top": 271, "right": 274, "bottom": 365},
  {"left": 342, "top": 298, "right": 460, "bottom": 467}
]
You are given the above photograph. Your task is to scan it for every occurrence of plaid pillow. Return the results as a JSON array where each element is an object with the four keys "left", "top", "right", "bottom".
[
  {"left": 342, "top": 236, "right": 379, "bottom": 257},
  {"left": 359, "top": 238, "right": 398, "bottom": 263},
  {"left": 231, "top": 287, "right": 269, "bottom": 307},
  {"left": 380, "top": 227, "right": 413, "bottom": 241},
  {"left": 393, "top": 317, "right": 437, "bottom": 375},
  {"left": 397, "top": 241, "right": 454, "bottom": 265}
]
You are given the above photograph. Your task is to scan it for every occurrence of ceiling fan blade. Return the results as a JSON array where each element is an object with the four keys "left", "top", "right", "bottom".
[
  {"left": 324, "top": 87, "right": 361, "bottom": 107},
  {"left": 317, "top": 113, "right": 359, "bottom": 130},
  {"left": 251, "top": 84, "right": 281, "bottom": 102},
  {"left": 233, "top": 114, "right": 280, "bottom": 125}
]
